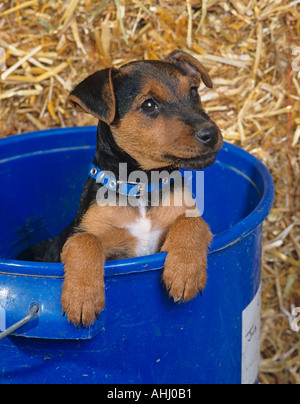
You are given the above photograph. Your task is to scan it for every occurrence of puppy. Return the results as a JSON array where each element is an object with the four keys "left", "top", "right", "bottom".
[{"left": 41, "top": 50, "right": 223, "bottom": 327}]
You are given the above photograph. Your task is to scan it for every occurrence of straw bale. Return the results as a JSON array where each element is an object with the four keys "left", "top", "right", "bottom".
[{"left": 0, "top": 0, "right": 299, "bottom": 383}]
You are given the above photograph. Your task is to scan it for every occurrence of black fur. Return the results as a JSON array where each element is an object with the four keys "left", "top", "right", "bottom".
[
  {"left": 19, "top": 120, "right": 174, "bottom": 263},
  {"left": 69, "top": 69, "right": 113, "bottom": 121},
  {"left": 18, "top": 57, "right": 219, "bottom": 263}
]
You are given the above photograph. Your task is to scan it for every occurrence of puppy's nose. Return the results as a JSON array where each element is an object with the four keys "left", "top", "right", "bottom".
[{"left": 196, "top": 126, "right": 219, "bottom": 148}]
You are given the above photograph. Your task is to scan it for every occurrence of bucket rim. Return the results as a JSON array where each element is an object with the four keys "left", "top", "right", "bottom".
[{"left": 0, "top": 127, "right": 275, "bottom": 278}]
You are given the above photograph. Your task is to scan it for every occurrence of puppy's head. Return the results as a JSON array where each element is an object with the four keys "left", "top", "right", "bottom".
[{"left": 69, "top": 50, "right": 223, "bottom": 170}]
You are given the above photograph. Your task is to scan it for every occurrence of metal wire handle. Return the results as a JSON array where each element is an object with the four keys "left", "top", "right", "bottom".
[{"left": 0, "top": 303, "right": 40, "bottom": 340}]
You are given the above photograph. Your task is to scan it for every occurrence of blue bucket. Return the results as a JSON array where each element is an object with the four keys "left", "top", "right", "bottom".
[{"left": 0, "top": 127, "right": 274, "bottom": 384}]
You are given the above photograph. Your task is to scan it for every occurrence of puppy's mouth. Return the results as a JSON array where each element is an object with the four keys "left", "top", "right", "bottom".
[{"left": 164, "top": 152, "right": 218, "bottom": 170}]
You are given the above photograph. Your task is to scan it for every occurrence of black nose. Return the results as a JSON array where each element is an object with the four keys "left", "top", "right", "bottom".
[{"left": 196, "top": 126, "right": 219, "bottom": 148}]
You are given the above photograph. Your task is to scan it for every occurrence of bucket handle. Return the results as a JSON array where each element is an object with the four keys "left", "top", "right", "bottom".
[{"left": 0, "top": 303, "right": 39, "bottom": 340}]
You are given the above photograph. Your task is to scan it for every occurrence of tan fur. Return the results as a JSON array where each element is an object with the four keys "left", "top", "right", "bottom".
[
  {"left": 61, "top": 233, "right": 106, "bottom": 327},
  {"left": 78, "top": 204, "right": 138, "bottom": 259},
  {"left": 161, "top": 215, "right": 212, "bottom": 302},
  {"left": 111, "top": 70, "right": 222, "bottom": 170},
  {"left": 75, "top": 186, "right": 196, "bottom": 259},
  {"left": 61, "top": 180, "right": 211, "bottom": 325},
  {"left": 62, "top": 51, "right": 222, "bottom": 326}
]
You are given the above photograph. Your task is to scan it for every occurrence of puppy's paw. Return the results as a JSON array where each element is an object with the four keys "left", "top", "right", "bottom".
[
  {"left": 61, "top": 277, "right": 105, "bottom": 328},
  {"left": 162, "top": 248, "right": 207, "bottom": 303},
  {"left": 60, "top": 232, "right": 106, "bottom": 328}
]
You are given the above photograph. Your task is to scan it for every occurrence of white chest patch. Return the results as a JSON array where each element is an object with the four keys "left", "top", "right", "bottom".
[{"left": 126, "top": 205, "right": 163, "bottom": 256}]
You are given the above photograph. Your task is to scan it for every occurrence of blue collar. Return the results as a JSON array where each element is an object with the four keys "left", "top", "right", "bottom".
[{"left": 89, "top": 164, "right": 175, "bottom": 197}]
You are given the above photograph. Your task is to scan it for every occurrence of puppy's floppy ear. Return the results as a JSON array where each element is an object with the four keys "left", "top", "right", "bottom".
[
  {"left": 166, "top": 50, "right": 213, "bottom": 89},
  {"left": 68, "top": 67, "right": 116, "bottom": 124}
]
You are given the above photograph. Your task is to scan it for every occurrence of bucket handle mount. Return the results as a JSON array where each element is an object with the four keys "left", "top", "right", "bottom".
[{"left": 0, "top": 303, "right": 39, "bottom": 340}]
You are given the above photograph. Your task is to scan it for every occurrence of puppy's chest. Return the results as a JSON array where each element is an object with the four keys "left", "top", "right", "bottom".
[{"left": 126, "top": 204, "right": 163, "bottom": 256}]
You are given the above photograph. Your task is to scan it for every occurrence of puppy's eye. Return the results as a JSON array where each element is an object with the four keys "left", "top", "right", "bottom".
[{"left": 141, "top": 99, "right": 158, "bottom": 113}]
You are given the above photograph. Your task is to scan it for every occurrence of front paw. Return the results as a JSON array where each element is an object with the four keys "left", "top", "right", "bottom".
[
  {"left": 61, "top": 277, "right": 105, "bottom": 328},
  {"left": 162, "top": 248, "right": 207, "bottom": 303}
]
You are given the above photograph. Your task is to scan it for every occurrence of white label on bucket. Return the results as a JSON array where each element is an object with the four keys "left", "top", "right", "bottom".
[
  {"left": 242, "top": 285, "right": 261, "bottom": 384},
  {"left": 0, "top": 307, "right": 6, "bottom": 332}
]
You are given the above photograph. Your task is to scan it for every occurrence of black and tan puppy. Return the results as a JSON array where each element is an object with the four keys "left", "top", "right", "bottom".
[{"left": 38, "top": 50, "right": 223, "bottom": 327}]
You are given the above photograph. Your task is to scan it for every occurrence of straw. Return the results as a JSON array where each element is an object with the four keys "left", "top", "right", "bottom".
[
  {"left": 0, "top": 0, "right": 38, "bottom": 18},
  {"left": 1, "top": 46, "right": 42, "bottom": 81}
]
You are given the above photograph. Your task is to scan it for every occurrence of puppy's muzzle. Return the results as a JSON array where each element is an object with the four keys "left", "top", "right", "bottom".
[{"left": 196, "top": 125, "right": 219, "bottom": 148}]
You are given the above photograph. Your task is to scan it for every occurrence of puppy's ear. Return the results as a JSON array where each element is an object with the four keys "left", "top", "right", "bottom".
[
  {"left": 68, "top": 67, "right": 116, "bottom": 124},
  {"left": 166, "top": 50, "right": 213, "bottom": 89}
]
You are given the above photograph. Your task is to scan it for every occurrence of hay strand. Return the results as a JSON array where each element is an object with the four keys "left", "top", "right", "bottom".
[
  {"left": 0, "top": 0, "right": 38, "bottom": 18},
  {"left": 1, "top": 46, "right": 42, "bottom": 81}
]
